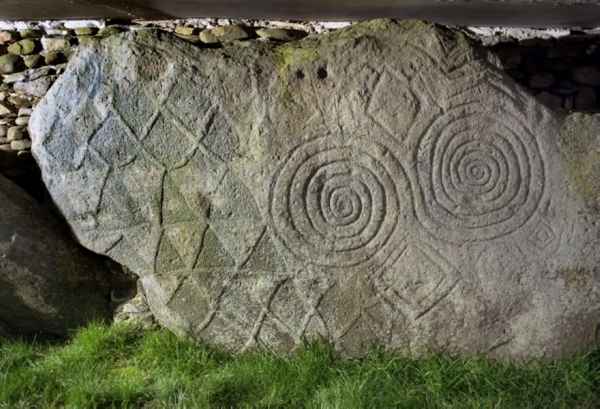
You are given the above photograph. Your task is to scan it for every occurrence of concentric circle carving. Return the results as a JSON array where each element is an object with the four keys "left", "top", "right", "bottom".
[
  {"left": 415, "top": 102, "right": 545, "bottom": 242},
  {"left": 269, "top": 136, "right": 410, "bottom": 268}
]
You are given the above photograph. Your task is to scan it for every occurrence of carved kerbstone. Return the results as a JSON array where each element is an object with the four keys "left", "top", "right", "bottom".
[{"left": 30, "top": 20, "right": 600, "bottom": 358}]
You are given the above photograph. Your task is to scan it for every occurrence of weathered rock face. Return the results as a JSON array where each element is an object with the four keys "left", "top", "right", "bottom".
[
  {"left": 30, "top": 20, "right": 600, "bottom": 358},
  {"left": 0, "top": 174, "right": 112, "bottom": 337}
]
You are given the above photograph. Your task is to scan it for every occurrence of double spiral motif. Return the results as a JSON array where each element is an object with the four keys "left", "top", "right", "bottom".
[
  {"left": 270, "top": 99, "right": 546, "bottom": 265},
  {"left": 269, "top": 136, "right": 409, "bottom": 268},
  {"left": 415, "top": 103, "right": 545, "bottom": 242}
]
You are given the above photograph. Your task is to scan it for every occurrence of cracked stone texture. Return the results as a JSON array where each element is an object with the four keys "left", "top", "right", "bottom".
[
  {"left": 0, "top": 174, "right": 112, "bottom": 337},
  {"left": 30, "top": 20, "right": 600, "bottom": 358}
]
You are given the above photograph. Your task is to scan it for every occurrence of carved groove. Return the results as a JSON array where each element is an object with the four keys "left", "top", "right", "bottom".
[
  {"left": 415, "top": 101, "right": 545, "bottom": 243},
  {"left": 269, "top": 136, "right": 410, "bottom": 269}
]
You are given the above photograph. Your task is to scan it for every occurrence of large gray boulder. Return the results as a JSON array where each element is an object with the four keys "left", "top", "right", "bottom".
[
  {"left": 30, "top": 20, "right": 600, "bottom": 358},
  {"left": 0, "top": 174, "right": 113, "bottom": 337}
]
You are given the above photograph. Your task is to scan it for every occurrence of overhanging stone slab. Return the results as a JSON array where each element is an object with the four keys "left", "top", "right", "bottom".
[{"left": 2, "top": 1, "right": 600, "bottom": 27}]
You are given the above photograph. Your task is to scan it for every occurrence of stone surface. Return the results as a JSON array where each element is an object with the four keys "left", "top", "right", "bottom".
[
  {"left": 0, "top": 173, "right": 113, "bottom": 336},
  {"left": 30, "top": 20, "right": 600, "bottom": 359},
  {"left": 0, "top": 54, "right": 24, "bottom": 74},
  {"left": 20, "top": 29, "right": 43, "bottom": 39},
  {"left": 174, "top": 34, "right": 202, "bottom": 44},
  {"left": 256, "top": 28, "right": 306, "bottom": 41},
  {"left": 41, "top": 36, "right": 70, "bottom": 52},
  {"left": 18, "top": 107, "right": 32, "bottom": 116},
  {"left": 113, "top": 280, "right": 157, "bottom": 329},
  {"left": 22, "top": 54, "right": 42, "bottom": 68},
  {"left": 74, "top": 27, "right": 97, "bottom": 36},
  {"left": 210, "top": 25, "right": 251, "bottom": 42},
  {"left": 3, "top": 71, "right": 27, "bottom": 84},
  {"left": 7, "top": 126, "right": 25, "bottom": 141},
  {"left": 7, "top": 39, "right": 38, "bottom": 55},
  {"left": 8, "top": 94, "right": 32, "bottom": 109},
  {"left": 10, "top": 139, "right": 31, "bottom": 150},
  {"left": 0, "top": 103, "right": 11, "bottom": 116},
  {"left": 175, "top": 26, "right": 198, "bottom": 36},
  {"left": 14, "top": 75, "right": 57, "bottom": 97},
  {"left": 0, "top": 30, "right": 18, "bottom": 45},
  {"left": 43, "top": 50, "right": 66, "bottom": 65},
  {"left": 78, "top": 36, "right": 101, "bottom": 47},
  {"left": 199, "top": 29, "right": 218, "bottom": 44},
  {"left": 15, "top": 116, "right": 30, "bottom": 126},
  {"left": 97, "top": 26, "right": 125, "bottom": 38}
]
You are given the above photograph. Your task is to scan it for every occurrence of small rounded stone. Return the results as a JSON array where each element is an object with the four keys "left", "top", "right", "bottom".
[
  {"left": 41, "top": 36, "right": 71, "bottom": 52},
  {"left": 0, "top": 103, "right": 12, "bottom": 116},
  {"left": 7, "top": 126, "right": 25, "bottom": 141},
  {"left": 0, "top": 125, "right": 6, "bottom": 138},
  {"left": 256, "top": 28, "right": 306, "bottom": 41},
  {"left": 43, "top": 51, "right": 66, "bottom": 65},
  {"left": 45, "top": 28, "right": 72, "bottom": 36},
  {"left": 0, "top": 143, "right": 11, "bottom": 151},
  {"left": 8, "top": 95, "right": 32, "bottom": 109},
  {"left": 17, "top": 107, "right": 32, "bottom": 116},
  {"left": 15, "top": 116, "right": 29, "bottom": 126},
  {"left": 19, "top": 29, "right": 43, "bottom": 39},
  {"left": 0, "top": 31, "right": 19, "bottom": 45},
  {"left": 175, "top": 26, "right": 197, "bottom": 36},
  {"left": 22, "top": 54, "right": 43, "bottom": 68},
  {"left": 11, "top": 39, "right": 38, "bottom": 55},
  {"left": 0, "top": 54, "right": 24, "bottom": 74},
  {"left": 10, "top": 139, "right": 31, "bottom": 150},
  {"left": 98, "top": 26, "right": 125, "bottom": 37},
  {"left": 199, "top": 29, "right": 219, "bottom": 44},
  {"left": 74, "top": 27, "right": 98, "bottom": 36},
  {"left": 210, "top": 25, "right": 251, "bottom": 42}
]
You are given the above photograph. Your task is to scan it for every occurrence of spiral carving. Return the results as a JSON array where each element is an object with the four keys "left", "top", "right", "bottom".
[
  {"left": 269, "top": 136, "right": 410, "bottom": 268},
  {"left": 415, "top": 103, "right": 545, "bottom": 243}
]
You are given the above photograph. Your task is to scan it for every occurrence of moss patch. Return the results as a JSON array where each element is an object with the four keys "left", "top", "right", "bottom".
[{"left": 560, "top": 113, "right": 600, "bottom": 210}]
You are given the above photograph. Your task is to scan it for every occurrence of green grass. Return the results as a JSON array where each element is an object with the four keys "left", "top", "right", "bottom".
[{"left": 1, "top": 323, "right": 599, "bottom": 408}]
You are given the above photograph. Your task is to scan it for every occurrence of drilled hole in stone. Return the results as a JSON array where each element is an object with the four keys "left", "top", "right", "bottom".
[{"left": 317, "top": 66, "right": 328, "bottom": 79}]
